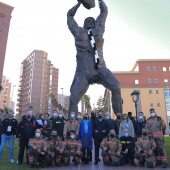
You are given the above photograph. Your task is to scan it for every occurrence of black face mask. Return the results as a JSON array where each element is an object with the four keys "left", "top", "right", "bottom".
[
  {"left": 84, "top": 117, "right": 88, "bottom": 120},
  {"left": 110, "top": 134, "right": 114, "bottom": 138},
  {"left": 142, "top": 133, "right": 147, "bottom": 136},
  {"left": 117, "top": 116, "right": 121, "bottom": 119},
  {"left": 27, "top": 115, "right": 31, "bottom": 119},
  {"left": 98, "top": 115, "right": 102, "bottom": 119},
  {"left": 51, "top": 135, "right": 57, "bottom": 138}
]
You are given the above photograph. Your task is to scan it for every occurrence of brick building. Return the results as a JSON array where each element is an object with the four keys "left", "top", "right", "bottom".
[
  {"left": 0, "top": 2, "right": 13, "bottom": 83},
  {"left": 104, "top": 59, "right": 170, "bottom": 125},
  {"left": 16, "top": 50, "right": 59, "bottom": 116}
]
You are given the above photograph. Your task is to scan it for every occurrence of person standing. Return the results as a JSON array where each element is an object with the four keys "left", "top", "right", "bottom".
[
  {"left": 93, "top": 111, "right": 110, "bottom": 164},
  {"left": 0, "top": 114, "right": 4, "bottom": 145},
  {"left": 119, "top": 114, "right": 135, "bottom": 138},
  {"left": 16, "top": 110, "right": 42, "bottom": 165},
  {"left": 135, "top": 112, "right": 146, "bottom": 138},
  {"left": 53, "top": 111, "right": 67, "bottom": 138},
  {"left": 105, "top": 112, "right": 115, "bottom": 131},
  {"left": 115, "top": 112, "right": 122, "bottom": 136},
  {"left": 76, "top": 112, "right": 82, "bottom": 123},
  {"left": 0, "top": 110, "right": 18, "bottom": 162},
  {"left": 145, "top": 108, "right": 168, "bottom": 168},
  {"left": 79, "top": 113, "right": 93, "bottom": 164},
  {"left": 50, "top": 110, "right": 58, "bottom": 129}
]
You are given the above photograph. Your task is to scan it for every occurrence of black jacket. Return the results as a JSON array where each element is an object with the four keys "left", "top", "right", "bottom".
[
  {"left": 135, "top": 119, "right": 146, "bottom": 138},
  {"left": 16, "top": 117, "right": 41, "bottom": 140},
  {"left": 106, "top": 118, "right": 115, "bottom": 131},
  {"left": 119, "top": 136, "right": 135, "bottom": 152},
  {"left": 93, "top": 118, "right": 110, "bottom": 140},
  {"left": 53, "top": 117, "right": 67, "bottom": 137}
]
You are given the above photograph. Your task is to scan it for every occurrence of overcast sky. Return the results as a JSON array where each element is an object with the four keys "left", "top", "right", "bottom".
[{"left": 1, "top": 0, "right": 170, "bottom": 109}]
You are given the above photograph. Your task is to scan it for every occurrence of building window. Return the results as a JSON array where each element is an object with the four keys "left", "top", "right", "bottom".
[
  {"left": 153, "top": 67, "right": 156, "bottom": 71},
  {"left": 154, "top": 79, "right": 158, "bottom": 83},
  {"left": 149, "top": 90, "right": 153, "bottom": 94},
  {"left": 164, "top": 79, "right": 168, "bottom": 84},
  {"left": 150, "top": 103, "right": 154, "bottom": 107},
  {"left": 148, "top": 79, "right": 151, "bottom": 84},
  {"left": 135, "top": 80, "right": 139, "bottom": 84},
  {"left": 146, "top": 67, "right": 150, "bottom": 71},
  {"left": 155, "top": 90, "right": 159, "bottom": 94},
  {"left": 157, "top": 103, "right": 160, "bottom": 107},
  {"left": 163, "top": 67, "right": 167, "bottom": 72}
]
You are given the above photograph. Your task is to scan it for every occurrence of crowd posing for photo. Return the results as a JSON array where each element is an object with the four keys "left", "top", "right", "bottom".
[{"left": 0, "top": 106, "right": 168, "bottom": 168}]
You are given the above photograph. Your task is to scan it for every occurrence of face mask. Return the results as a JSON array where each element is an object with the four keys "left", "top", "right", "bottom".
[
  {"left": 53, "top": 113, "right": 57, "bottom": 117},
  {"left": 77, "top": 115, "right": 81, "bottom": 119},
  {"left": 138, "top": 116, "right": 143, "bottom": 119},
  {"left": 84, "top": 117, "right": 88, "bottom": 120},
  {"left": 8, "top": 113, "right": 13, "bottom": 117},
  {"left": 71, "top": 114, "right": 75, "bottom": 118},
  {"left": 124, "top": 132, "right": 129, "bottom": 137},
  {"left": 51, "top": 135, "right": 57, "bottom": 138},
  {"left": 70, "top": 135, "right": 75, "bottom": 139},
  {"left": 35, "top": 133, "right": 41, "bottom": 138},
  {"left": 123, "top": 117, "right": 127, "bottom": 120},
  {"left": 142, "top": 132, "right": 147, "bottom": 136},
  {"left": 150, "top": 113, "right": 155, "bottom": 117},
  {"left": 28, "top": 110, "right": 33, "bottom": 114},
  {"left": 98, "top": 115, "right": 102, "bottom": 119},
  {"left": 110, "top": 134, "right": 114, "bottom": 138},
  {"left": 117, "top": 116, "right": 121, "bottom": 119},
  {"left": 27, "top": 115, "right": 31, "bottom": 119},
  {"left": 59, "top": 114, "right": 62, "bottom": 118},
  {"left": 106, "top": 116, "right": 110, "bottom": 119}
]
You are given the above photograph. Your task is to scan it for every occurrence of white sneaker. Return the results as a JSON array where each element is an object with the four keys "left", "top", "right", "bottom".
[{"left": 10, "top": 159, "right": 15, "bottom": 163}]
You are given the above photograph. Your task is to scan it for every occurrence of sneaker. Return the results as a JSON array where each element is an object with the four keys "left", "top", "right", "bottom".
[{"left": 10, "top": 159, "right": 15, "bottom": 163}]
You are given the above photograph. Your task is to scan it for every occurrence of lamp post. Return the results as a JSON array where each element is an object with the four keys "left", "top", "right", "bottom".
[
  {"left": 61, "top": 88, "right": 64, "bottom": 112},
  {"left": 131, "top": 90, "right": 140, "bottom": 119},
  {"left": 11, "top": 85, "right": 16, "bottom": 109}
]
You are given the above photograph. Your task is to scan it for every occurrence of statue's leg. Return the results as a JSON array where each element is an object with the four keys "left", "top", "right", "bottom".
[
  {"left": 98, "top": 68, "right": 122, "bottom": 114},
  {"left": 69, "top": 72, "right": 89, "bottom": 116}
]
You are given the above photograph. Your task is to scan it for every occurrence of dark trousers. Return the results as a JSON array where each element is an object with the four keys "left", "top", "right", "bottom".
[
  {"left": 94, "top": 138, "right": 103, "bottom": 162},
  {"left": 120, "top": 149, "right": 135, "bottom": 165},
  {"left": 18, "top": 139, "right": 29, "bottom": 163}
]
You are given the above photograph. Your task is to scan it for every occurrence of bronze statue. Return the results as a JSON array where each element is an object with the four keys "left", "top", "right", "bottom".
[{"left": 67, "top": 0, "right": 122, "bottom": 115}]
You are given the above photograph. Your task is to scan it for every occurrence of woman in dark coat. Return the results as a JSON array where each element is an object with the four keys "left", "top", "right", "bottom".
[{"left": 79, "top": 113, "right": 93, "bottom": 164}]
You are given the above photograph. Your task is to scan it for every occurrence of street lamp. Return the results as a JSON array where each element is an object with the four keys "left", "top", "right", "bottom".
[
  {"left": 61, "top": 88, "right": 64, "bottom": 112},
  {"left": 10, "top": 85, "right": 16, "bottom": 109},
  {"left": 131, "top": 90, "right": 140, "bottom": 119}
]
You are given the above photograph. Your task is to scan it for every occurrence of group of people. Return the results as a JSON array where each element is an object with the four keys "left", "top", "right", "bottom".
[{"left": 0, "top": 106, "right": 168, "bottom": 168}]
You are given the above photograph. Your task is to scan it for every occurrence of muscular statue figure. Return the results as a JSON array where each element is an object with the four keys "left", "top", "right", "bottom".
[{"left": 67, "top": 0, "right": 122, "bottom": 115}]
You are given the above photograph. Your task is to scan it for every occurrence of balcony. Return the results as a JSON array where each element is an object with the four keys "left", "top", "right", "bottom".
[
  {"left": 17, "top": 103, "right": 22, "bottom": 107},
  {"left": 17, "top": 93, "right": 23, "bottom": 97}
]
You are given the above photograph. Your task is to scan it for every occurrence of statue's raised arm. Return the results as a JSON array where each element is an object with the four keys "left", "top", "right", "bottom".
[
  {"left": 67, "top": 2, "right": 81, "bottom": 36},
  {"left": 96, "top": 0, "right": 108, "bottom": 32}
]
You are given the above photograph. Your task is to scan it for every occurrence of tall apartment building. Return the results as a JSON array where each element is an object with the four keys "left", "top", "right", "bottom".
[
  {"left": 0, "top": 75, "right": 11, "bottom": 109},
  {"left": 16, "top": 50, "right": 59, "bottom": 116},
  {"left": 58, "top": 94, "right": 70, "bottom": 110},
  {"left": 0, "top": 2, "right": 13, "bottom": 83},
  {"left": 104, "top": 59, "right": 170, "bottom": 125}
]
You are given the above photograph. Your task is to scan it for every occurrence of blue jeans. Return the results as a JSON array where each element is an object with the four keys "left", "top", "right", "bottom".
[{"left": 0, "top": 134, "right": 14, "bottom": 159}]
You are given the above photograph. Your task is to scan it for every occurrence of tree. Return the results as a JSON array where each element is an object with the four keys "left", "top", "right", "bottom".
[
  {"left": 0, "top": 84, "right": 3, "bottom": 92},
  {"left": 96, "top": 95, "right": 106, "bottom": 113},
  {"left": 84, "top": 94, "right": 91, "bottom": 113}
]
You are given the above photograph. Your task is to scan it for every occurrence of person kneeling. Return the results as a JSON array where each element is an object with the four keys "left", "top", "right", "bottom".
[
  {"left": 28, "top": 129, "right": 47, "bottom": 168},
  {"left": 100, "top": 129, "right": 122, "bottom": 166},
  {"left": 59, "top": 130, "right": 82, "bottom": 166},
  {"left": 46, "top": 130, "right": 62, "bottom": 167},
  {"left": 119, "top": 128, "right": 136, "bottom": 166},
  {"left": 134, "top": 128, "right": 156, "bottom": 168}
]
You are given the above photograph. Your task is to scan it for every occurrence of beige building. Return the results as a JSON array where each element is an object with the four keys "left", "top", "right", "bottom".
[
  {"left": 16, "top": 50, "right": 59, "bottom": 116},
  {"left": 104, "top": 59, "right": 170, "bottom": 125},
  {"left": 57, "top": 94, "right": 70, "bottom": 111},
  {"left": 0, "top": 75, "right": 11, "bottom": 109},
  {"left": 0, "top": 2, "right": 13, "bottom": 83}
]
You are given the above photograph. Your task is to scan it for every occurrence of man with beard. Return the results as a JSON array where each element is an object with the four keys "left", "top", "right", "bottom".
[{"left": 16, "top": 110, "right": 41, "bottom": 165}]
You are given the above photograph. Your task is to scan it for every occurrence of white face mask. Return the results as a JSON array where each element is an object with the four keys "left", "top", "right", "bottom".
[
  {"left": 150, "top": 113, "right": 155, "bottom": 117},
  {"left": 59, "top": 114, "right": 62, "bottom": 118},
  {"left": 124, "top": 132, "right": 129, "bottom": 137},
  {"left": 35, "top": 133, "right": 41, "bottom": 138},
  {"left": 138, "top": 116, "right": 143, "bottom": 119},
  {"left": 106, "top": 116, "right": 110, "bottom": 119},
  {"left": 70, "top": 135, "right": 75, "bottom": 139},
  {"left": 77, "top": 115, "right": 81, "bottom": 119},
  {"left": 71, "top": 114, "right": 75, "bottom": 118},
  {"left": 53, "top": 112, "right": 57, "bottom": 117}
]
